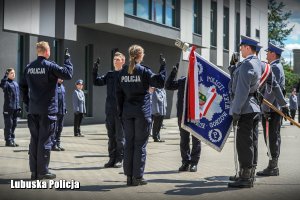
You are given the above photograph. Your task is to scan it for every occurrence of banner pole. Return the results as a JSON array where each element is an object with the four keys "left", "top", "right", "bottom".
[
  {"left": 262, "top": 99, "right": 300, "bottom": 128},
  {"left": 233, "top": 125, "right": 239, "bottom": 177}
]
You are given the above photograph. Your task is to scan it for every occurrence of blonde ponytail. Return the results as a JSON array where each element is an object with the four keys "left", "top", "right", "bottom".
[{"left": 128, "top": 44, "right": 144, "bottom": 74}]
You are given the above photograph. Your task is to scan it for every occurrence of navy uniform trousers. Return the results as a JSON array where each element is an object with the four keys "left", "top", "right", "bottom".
[
  {"left": 74, "top": 113, "right": 83, "bottom": 135},
  {"left": 28, "top": 114, "right": 56, "bottom": 175},
  {"left": 236, "top": 113, "right": 260, "bottom": 168},
  {"left": 178, "top": 119, "right": 201, "bottom": 165},
  {"left": 54, "top": 114, "right": 65, "bottom": 145},
  {"left": 3, "top": 110, "right": 18, "bottom": 143},
  {"left": 106, "top": 114, "right": 124, "bottom": 162},
  {"left": 123, "top": 116, "right": 151, "bottom": 178},
  {"left": 261, "top": 112, "right": 282, "bottom": 159},
  {"left": 152, "top": 114, "right": 164, "bottom": 140}
]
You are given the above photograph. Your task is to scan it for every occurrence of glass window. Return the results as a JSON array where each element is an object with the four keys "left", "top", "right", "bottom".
[
  {"left": 125, "top": 0, "right": 134, "bottom": 15},
  {"left": 235, "top": 12, "right": 240, "bottom": 51},
  {"left": 152, "top": 0, "right": 164, "bottom": 23},
  {"left": 246, "top": 17, "right": 251, "bottom": 37},
  {"left": 137, "top": 0, "right": 150, "bottom": 20},
  {"left": 166, "top": 0, "right": 175, "bottom": 26},
  {"left": 85, "top": 44, "right": 93, "bottom": 117},
  {"left": 210, "top": 0, "right": 217, "bottom": 47},
  {"left": 194, "top": 0, "right": 202, "bottom": 35},
  {"left": 223, "top": 6, "right": 229, "bottom": 50},
  {"left": 124, "top": 0, "right": 179, "bottom": 28},
  {"left": 256, "top": 29, "right": 260, "bottom": 38}
]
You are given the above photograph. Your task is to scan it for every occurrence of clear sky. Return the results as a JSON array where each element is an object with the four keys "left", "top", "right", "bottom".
[{"left": 281, "top": 0, "right": 300, "bottom": 66}]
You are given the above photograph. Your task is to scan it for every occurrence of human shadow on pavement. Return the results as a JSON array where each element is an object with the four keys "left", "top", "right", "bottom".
[
  {"left": 13, "top": 149, "right": 29, "bottom": 152},
  {"left": 0, "top": 178, "right": 31, "bottom": 185},
  {"left": 144, "top": 170, "right": 180, "bottom": 175},
  {"left": 88, "top": 138, "right": 109, "bottom": 141},
  {"left": 52, "top": 166, "right": 104, "bottom": 171},
  {"left": 150, "top": 176, "right": 237, "bottom": 196},
  {"left": 75, "top": 154, "right": 108, "bottom": 158},
  {"left": 56, "top": 184, "right": 128, "bottom": 192}
]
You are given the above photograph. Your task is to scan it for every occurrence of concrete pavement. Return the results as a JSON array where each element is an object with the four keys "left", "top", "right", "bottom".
[{"left": 0, "top": 118, "right": 300, "bottom": 200}]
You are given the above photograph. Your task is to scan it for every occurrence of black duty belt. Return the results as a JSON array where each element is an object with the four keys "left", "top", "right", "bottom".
[
  {"left": 248, "top": 93, "right": 256, "bottom": 97},
  {"left": 232, "top": 93, "right": 257, "bottom": 98}
]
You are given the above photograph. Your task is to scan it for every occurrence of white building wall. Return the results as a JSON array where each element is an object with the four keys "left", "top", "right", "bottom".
[
  {"left": 108, "top": 0, "right": 125, "bottom": 26},
  {"left": 201, "top": 0, "right": 211, "bottom": 61},
  {"left": 240, "top": 0, "right": 246, "bottom": 37},
  {"left": 4, "top": 0, "right": 40, "bottom": 35},
  {"left": 228, "top": 0, "right": 236, "bottom": 59},
  {"left": 180, "top": 0, "right": 193, "bottom": 44},
  {"left": 216, "top": 0, "right": 224, "bottom": 66},
  {"left": 65, "top": 0, "right": 77, "bottom": 41},
  {"left": 251, "top": 0, "right": 268, "bottom": 61}
]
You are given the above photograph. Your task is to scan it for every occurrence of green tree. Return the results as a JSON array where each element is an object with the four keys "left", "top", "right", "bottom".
[
  {"left": 268, "top": 0, "right": 294, "bottom": 47},
  {"left": 268, "top": 0, "right": 298, "bottom": 93},
  {"left": 282, "top": 61, "right": 300, "bottom": 93}
]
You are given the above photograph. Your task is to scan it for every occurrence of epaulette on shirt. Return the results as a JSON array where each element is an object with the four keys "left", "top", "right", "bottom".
[
  {"left": 241, "top": 55, "right": 255, "bottom": 64},
  {"left": 140, "top": 64, "right": 150, "bottom": 70}
]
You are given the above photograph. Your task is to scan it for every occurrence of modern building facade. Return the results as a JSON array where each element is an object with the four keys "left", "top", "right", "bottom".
[
  {"left": 293, "top": 49, "right": 300, "bottom": 75},
  {"left": 0, "top": 0, "right": 268, "bottom": 129}
]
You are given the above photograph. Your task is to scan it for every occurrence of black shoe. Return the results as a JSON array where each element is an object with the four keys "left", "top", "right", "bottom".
[
  {"left": 114, "top": 161, "right": 122, "bottom": 168},
  {"left": 12, "top": 142, "right": 19, "bottom": 147},
  {"left": 228, "top": 168, "right": 253, "bottom": 188},
  {"left": 37, "top": 172, "right": 56, "bottom": 180},
  {"left": 132, "top": 177, "right": 147, "bottom": 186},
  {"left": 189, "top": 164, "right": 197, "bottom": 172},
  {"left": 57, "top": 145, "right": 65, "bottom": 151},
  {"left": 52, "top": 145, "right": 61, "bottom": 151},
  {"left": 78, "top": 133, "right": 85, "bottom": 137},
  {"left": 5, "top": 141, "right": 18, "bottom": 147},
  {"left": 178, "top": 163, "right": 190, "bottom": 172},
  {"left": 104, "top": 159, "right": 115, "bottom": 168},
  {"left": 229, "top": 175, "right": 239, "bottom": 181},
  {"left": 256, "top": 168, "right": 279, "bottom": 176},
  {"left": 31, "top": 172, "right": 37, "bottom": 180},
  {"left": 153, "top": 138, "right": 165, "bottom": 142},
  {"left": 228, "top": 178, "right": 253, "bottom": 188},
  {"left": 127, "top": 176, "right": 132, "bottom": 186}
]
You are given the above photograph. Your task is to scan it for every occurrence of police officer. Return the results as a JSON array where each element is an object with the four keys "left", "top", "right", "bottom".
[
  {"left": 93, "top": 52, "right": 125, "bottom": 168},
  {"left": 73, "top": 79, "right": 86, "bottom": 137},
  {"left": 116, "top": 45, "right": 166, "bottom": 186},
  {"left": 21, "top": 41, "right": 73, "bottom": 180},
  {"left": 165, "top": 63, "right": 201, "bottom": 173},
  {"left": 228, "top": 36, "right": 261, "bottom": 188},
  {"left": 151, "top": 87, "right": 167, "bottom": 142},
  {"left": 52, "top": 78, "right": 67, "bottom": 151},
  {"left": 257, "top": 43, "right": 290, "bottom": 176},
  {"left": 228, "top": 45, "right": 289, "bottom": 184},
  {"left": 1, "top": 68, "right": 21, "bottom": 147}
]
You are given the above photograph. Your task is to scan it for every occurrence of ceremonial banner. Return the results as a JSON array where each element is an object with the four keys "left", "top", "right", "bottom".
[{"left": 181, "top": 47, "right": 232, "bottom": 152}]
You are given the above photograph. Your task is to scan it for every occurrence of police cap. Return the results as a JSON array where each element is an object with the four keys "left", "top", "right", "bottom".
[
  {"left": 76, "top": 79, "right": 83, "bottom": 85},
  {"left": 240, "top": 35, "right": 259, "bottom": 47},
  {"left": 265, "top": 42, "right": 284, "bottom": 56}
]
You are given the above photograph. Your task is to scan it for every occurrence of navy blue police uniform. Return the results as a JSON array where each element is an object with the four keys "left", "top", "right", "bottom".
[
  {"left": 228, "top": 45, "right": 287, "bottom": 182},
  {"left": 257, "top": 43, "right": 288, "bottom": 176},
  {"left": 93, "top": 68, "right": 125, "bottom": 167},
  {"left": 228, "top": 36, "right": 261, "bottom": 188},
  {"left": 165, "top": 66, "right": 201, "bottom": 172},
  {"left": 52, "top": 83, "right": 67, "bottom": 151},
  {"left": 1, "top": 73, "right": 20, "bottom": 146},
  {"left": 21, "top": 55, "right": 73, "bottom": 179},
  {"left": 116, "top": 63, "right": 166, "bottom": 185}
]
